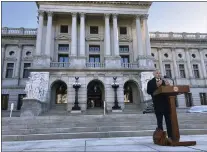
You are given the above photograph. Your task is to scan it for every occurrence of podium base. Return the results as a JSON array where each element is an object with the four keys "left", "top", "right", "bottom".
[{"left": 170, "top": 141, "right": 196, "bottom": 146}]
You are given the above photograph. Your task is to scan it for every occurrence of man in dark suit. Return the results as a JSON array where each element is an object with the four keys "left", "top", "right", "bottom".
[{"left": 147, "top": 70, "right": 172, "bottom": 140}]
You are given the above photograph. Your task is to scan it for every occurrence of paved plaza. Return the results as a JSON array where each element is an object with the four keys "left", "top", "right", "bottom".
[{"left": 2, "top": 135, "right": 207, "bottom": 151}]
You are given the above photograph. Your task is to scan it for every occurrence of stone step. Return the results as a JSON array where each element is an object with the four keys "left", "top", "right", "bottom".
[
  {"left": 2, "top": 123, "right": 207, "bottom": 135},
  {"left": 3, "top": 129, "right": 207, "bottom": 141},
  {"left": 3, "top": 113, "right": 207, "bottom": 123}
]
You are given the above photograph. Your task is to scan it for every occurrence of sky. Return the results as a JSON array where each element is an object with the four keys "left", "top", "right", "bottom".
[{"left": 2, "top": 1, "right": 207, "bottom": 33}]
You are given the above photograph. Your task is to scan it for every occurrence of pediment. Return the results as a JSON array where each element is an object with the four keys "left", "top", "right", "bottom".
[{"left": 55, "top": 34, "right": 71, "bottom": 40}]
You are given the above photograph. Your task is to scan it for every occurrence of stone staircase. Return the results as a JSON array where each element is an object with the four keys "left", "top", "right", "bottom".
[{"left": 2, "top": 113, "right": 207, "bottom": 141}]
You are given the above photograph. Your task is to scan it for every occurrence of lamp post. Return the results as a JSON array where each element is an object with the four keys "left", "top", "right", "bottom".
[
  {"left": 72, "top": 77, "right": 81, "bottom": 110},
  {"left": 111, "top": 77, "right": 121, "bottom": 110}
]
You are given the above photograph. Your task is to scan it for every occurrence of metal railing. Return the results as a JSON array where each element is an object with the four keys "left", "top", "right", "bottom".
[
  {"left": 86, "top": 62, "right": 105, "bottom": 68},
  {"left": 50, "top": 62, "right": 70, "bottom": 67}
]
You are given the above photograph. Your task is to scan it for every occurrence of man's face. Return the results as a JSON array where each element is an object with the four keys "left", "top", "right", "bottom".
[{"left": 154, "top": 71, "right": 161, "bottom": 78}]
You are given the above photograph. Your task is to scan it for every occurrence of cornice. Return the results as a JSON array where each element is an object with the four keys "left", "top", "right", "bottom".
[{"left": 37, "top": 1, "right": 152, "bottom": 7}]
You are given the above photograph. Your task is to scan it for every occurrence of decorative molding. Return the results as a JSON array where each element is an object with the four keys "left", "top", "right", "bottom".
[
  {"left": 72, "top": 12, "right": 77, "bottom": 17},
  {"left": 55, "top": 34, "right": 71, "bottom": 40},
  {"left": 47, "top": 11, "right": 53, "bottom": 17},
  {"left": 38, "top": 10, "right": 44, "bottom": 16}
]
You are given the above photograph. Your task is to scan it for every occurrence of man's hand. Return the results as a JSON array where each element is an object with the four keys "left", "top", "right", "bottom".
[
  {"left": 165, "top": 80, "right": 170, "bottom": 86},
  {"left": 156, "top": 80, "right": 162, "bottom": 87}
]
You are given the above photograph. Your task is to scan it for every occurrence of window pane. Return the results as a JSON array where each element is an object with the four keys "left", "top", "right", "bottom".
[
  {"left": 90, "top": 26, "right": 98, "bottom": 34},
  {"left": 6, "top": 69, "right": 13, "bottom": 78},
  {"left": 60, "top": 25, "right": 68, "bottom": 33},
  {"left": 7, "top": 63, "right": 14, "bottom": 68},
  {"left": 24, "top": 63, "right": 31, "bottom": 68},
  {"left": 119, "top": 46, "right": 129, "bottom": 52},
  {"left": 120, "top": 27, "right": 127, "bottom": 34},
  {"left": 89, "top": 45, "right": 100, "bottom": 52},
  {"left": 1, "top": 94, "right": 9, "bottom": 110},
  {"left": 95, "top": 57, "right": 100, "bottom": 63},
  {"left": 58, "top": 44, "right": 69, "bottom": 52},
  {"left": 23, "top": 69, "right": 30, "bottom": 78},
  {"left": 17, "top": 94, "right": 26, "bottom": 110}
]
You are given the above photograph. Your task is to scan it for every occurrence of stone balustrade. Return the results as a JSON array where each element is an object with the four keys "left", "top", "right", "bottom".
[
  {"left": 50, "top": 62, "right": 71, "bottom": 68},
  {"left": 2, "top": 27, "right": 207, "bottom": 40},
  {"left": 2, "top": 27, "right": 37, "bottom": 35},
  {"left": 150, "top": 32, "right": 207, "bottom": 39}
]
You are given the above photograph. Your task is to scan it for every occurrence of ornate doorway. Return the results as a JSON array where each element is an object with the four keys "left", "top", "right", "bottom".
[{"left": 87, "top": 80, "right": 104, "bottom": 109}]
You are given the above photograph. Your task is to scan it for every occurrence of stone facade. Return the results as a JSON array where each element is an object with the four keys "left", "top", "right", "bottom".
[{"left": 1, "top": 2, "right": 207, "bottom": 114}]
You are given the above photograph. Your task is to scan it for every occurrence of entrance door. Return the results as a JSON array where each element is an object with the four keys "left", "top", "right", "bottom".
[{"left": 87, "top": 81, "right": 103, "bottom": 109}]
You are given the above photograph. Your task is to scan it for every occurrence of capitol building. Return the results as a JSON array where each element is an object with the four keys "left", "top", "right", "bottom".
[{"left": 1, "top": 2, "right": 207, "bottom": 116}]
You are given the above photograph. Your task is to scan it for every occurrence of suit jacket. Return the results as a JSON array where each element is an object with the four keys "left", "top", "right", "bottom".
[{"left": 147, "top": 77, "right": 170, "bottom": 113}]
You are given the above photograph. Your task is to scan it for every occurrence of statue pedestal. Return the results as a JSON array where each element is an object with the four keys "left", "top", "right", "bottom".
[{"left": 20, "top": 99, "right": 48, "bottom": 117}]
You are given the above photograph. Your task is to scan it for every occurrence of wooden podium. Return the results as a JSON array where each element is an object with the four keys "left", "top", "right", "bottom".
[{"left": 153, "top": 85, "right": 196, "bottom": 146}]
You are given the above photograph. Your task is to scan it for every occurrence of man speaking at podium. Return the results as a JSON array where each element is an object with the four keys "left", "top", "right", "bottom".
[{"left": 147, "top": 70, "right": 173, "bottom": 141}]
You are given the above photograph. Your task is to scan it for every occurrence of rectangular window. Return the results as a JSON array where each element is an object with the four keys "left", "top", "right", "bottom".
[
  {"left": 184, "top": 93, "right": 193, "bottom": 107},
  {"left": 23, "top": 63, "right": 31, "bottom": 78},
  {"left": 193, "top": 64, "right": 200, "bottom": 78},
  {"left": 17, "top": 94, "right": 26, "bottom": 110},
  {"left": 60, "top": 25, "right": 68, "bottom": 33},
  {"left": 6, "top": 63, "right": 14, "bottom": 78},
  {"left": 58, "top": 44, "right": 69, "bottom": 52},
  {"left": 90, "top": 26, "right": 98, "bottom": 34},
  {"left": 179, "top": 64, "right": 186, "bottom": 78},
  {"left": 200, "top": 93, "right": 207, "bottom": 105},
  {"left": 154, "top": 64, "right": 157, "bottom": 68},
  {"left": 1, "top": 94, "right": 9, "bottom": 110},
  {"left": 58, "top": 54, "right": 69, "bottom": 62},
  {"left": 120, "top": 27, "right": 127, "bottom": 35},
  {"left": 89, "top": 55, "right": 100, "bottom": 63},
  {"left": 89, "top": 45, "right": 100, "bottom": 53},
  {"left": 89, "top": 55, "right": 100, "bottom": 67},
  {"left": 119, "top": 45, "right": 129, "bottom": 53},
  {"left": 165, "top": 64, "right": 172, "bottom": 78},
  {"left": 121, "top": 56, "right": 129, "bottom": 64}
]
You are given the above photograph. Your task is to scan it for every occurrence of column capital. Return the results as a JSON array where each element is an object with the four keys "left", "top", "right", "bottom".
[
  {"left": 112, "top": 14, "right": 118, "bottom": 19},
  {"left": 184, "top": 47, "right": 189, "bottom": 51},
  {"left": 80, "top": 12, "right": 85, "bottom": 17},
  {"left": 141, "top": 14, "right": 149, "bottom": 20},
  {"left": 171, "top": 47, "right": 177, "bottom": 50},
  {"left": 104, "top": 13, "right": 110, "bottom": 18},
  {"left": 135, "top": 14, "right": 142, "bottom": 19},
  {"left": 46, "top": 11, "right": 53, "bottom": 17},
  {"left": 72, "top": 12, "right": 77, "bottom": 17},
  {"left": 38, "top": 10, "right": 44, "bottom": 16},
  {"left": 198, "top": 48, "right": 204, "bottom": 52},
  {"left": 157, "top": 47, "right": 162, "bottom": 51},
  {"left": 18, "top": 44, "right": 23, "bottom": 49}
]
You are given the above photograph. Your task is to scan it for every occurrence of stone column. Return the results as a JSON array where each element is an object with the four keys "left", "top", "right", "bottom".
[
  {"left": 172, "top": 47, "right": 179, "bottom": 79},
  {"left": 142, "top": 14, "right": 151, "bottom": 56},
  {"left": 45, "top": 11, "right": 53, "bottom": 57},
  {"left": 1, "top": 44, "right": 6, "bottom": 71},
  {"left": 113, "top": 14, "right": 119, "bottom": 57},
  {"left": 15, "top": 44, "right": 23, "bottom": 78},
  {"left": 157, "top": 47, "right": 165, "bottom": 75},
  {"left": 185, "top": 47, "right": 193, "bottom": 78},
  {"left": 104, "top": 13, "right": 111, "bottom": 56},
  {"left": 199, "top": 48, "right": 207, "bottom": 79},
  {"left": 80, "top": 13, "right": 85, "bottom": 57},
  {"left": 135, "top": 15, "right": 144, "bottom": 59},
  {"left": 71, "top": 13, "right": 77, "bottom": 56},
  {"left": 36, "top": 10, "right": 44, "bottom": 56}
]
